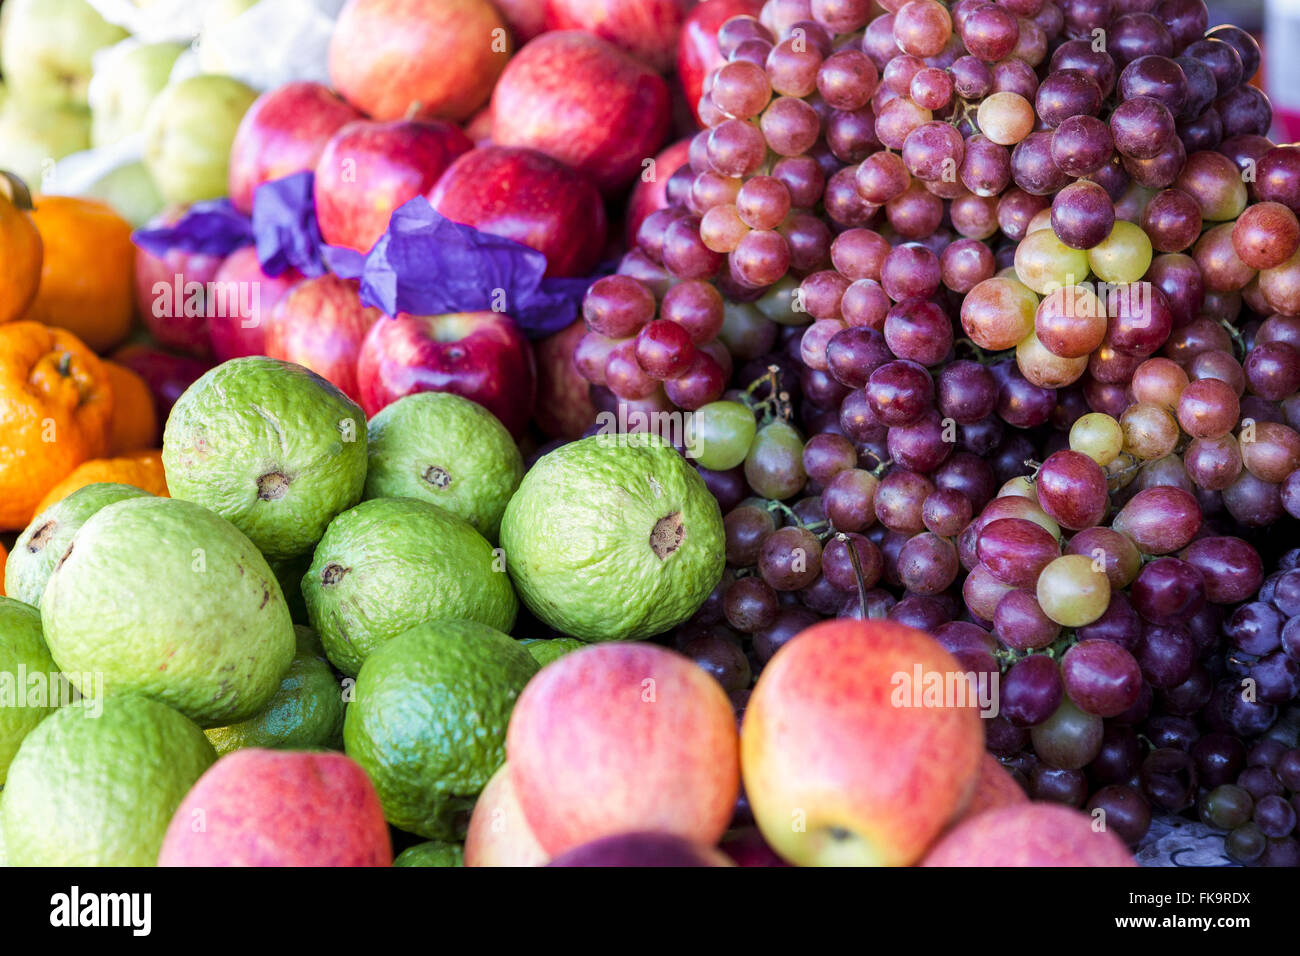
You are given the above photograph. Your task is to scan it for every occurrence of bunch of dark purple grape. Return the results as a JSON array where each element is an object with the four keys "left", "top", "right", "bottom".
[{"left": 571, "top": 0, "right": 1300, "bottom": 865}]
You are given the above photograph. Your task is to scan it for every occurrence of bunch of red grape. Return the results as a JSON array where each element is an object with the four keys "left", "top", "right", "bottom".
[{"left": 570, "top": 0, "right": 1300, "bottom": 864}]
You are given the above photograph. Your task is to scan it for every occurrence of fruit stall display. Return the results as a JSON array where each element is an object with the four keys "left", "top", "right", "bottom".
[{"left": 0, "top": 0, "right": 1298, "bottom": 870}]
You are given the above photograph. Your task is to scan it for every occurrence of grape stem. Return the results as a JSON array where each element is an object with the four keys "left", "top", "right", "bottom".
[
  {"left": 742, "top": 364, "right": 793, "bottom": 426},
  {"left": 835, "top": 531, "right": 870, "bottom": 622}
]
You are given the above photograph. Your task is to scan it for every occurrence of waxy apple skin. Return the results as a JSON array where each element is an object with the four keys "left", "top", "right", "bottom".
[
  {"left": 430, "top": 145, "right": 608, "bottom": 279},
  {"left": 134, "top": 207, "right": 225, "bottom": 358},
  {"left": 677, "top": 0, "right": 764, "bottom": 124},
  {"left": 741, "top": 619, "right": 984, "bottom": 866},
  {"left": 207, "top": 246, "right": 303, "bottom": 362},
  {"left": 355, "top": 311, "right": 537, "bottom": 438},
  {"left": 329, "top": 0, "right": 511, "bottom": 123},
  {"left": 506, "top": 643, "right": 740, "bottom": 857},
  {"left": 464, "top": 762, "right": 550, "bottom": 867},
  {"left": 490, "top": 31, "right": 672, "bottom": 195},
  {"left": 264, "top": 275, "right": 381, "bottom": 403},
  {"left": 625, "top": 136, "right": 691, "bottom": 246},
  {"left": 158, "top": 749, "right": 391, "bottom": 867},
  {"left": 951, "top": 752, "right": 1027, "bottom": 825},
  {"left": 227, "top": 81, "right": 363, "bottom": 215},
  {"left": 922, "top": 802, "right": 1137, "bottom": 867},
  {"left": 544, "top": 0, "right": 690, "bottom": 73},
  {"left": 315, "top": 119, "right": 473, "bottom": 254},
  {"left": 533, "top": 318, "right": 597, "bottom": 440}
]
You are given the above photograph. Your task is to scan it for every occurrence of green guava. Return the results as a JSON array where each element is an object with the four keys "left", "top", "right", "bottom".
[
  {"left": 364, "top": 392, "right": 523, "bottom": 541},
  {"left": 163, "top": 357, "right": 368, "bottom": 561},
  {"left": 204, "top": 626, "right": 345, "bottom": 755},
  {"left": 519, "top": 636, "right": 587, "bottom": 667},
  {"left": 302, "top": 497, "right": 517, "bottom": 676},
  {"left": 343, "top": 619, "right": 538, "bottom": 840},
  {"left": 5, "top": 482, "right": 151, "bottom": 607},
  {"left": 394, "top": 841, "right": 465, "bottom": 867},
  {"left": 0, "top": 597, "right": 58, "bottom": 784},
  {"left": 1, "top": 695, "right": 216, "bottom": 866},
  {"left": 39, "top": 496, "right": 296, "bottom": 727},
  {"left": 499, "top": 433, "right": 726, "bottom": 641}
]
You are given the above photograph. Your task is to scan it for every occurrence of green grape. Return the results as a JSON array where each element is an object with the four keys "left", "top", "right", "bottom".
[
  {"left": 744, "top": 420, "right": 807, "bottom": 500},
  {"left": 754, "top": 275, "right": 808, "bottom": 326},
  {"left": 1036, "top": 554, "right": 1110, "bottom": 627},
  {"left": 1069, "top": 412, "right": 1124, "bottom": 466},
  {"left": 1013, "top": 228, "right": 1090, "bottom": 294},
  {"left": 718, "top": 299, "right": 776, "bottom": 359},
  {"left": 1198, "top": 784, "right": 1254, "bottom": 831},
  {"left": 689, "top": 400, "right": 757, "bottom": 471},
  {"left": 1088, "top": 220, "right": 1153, "bottom": 284}
]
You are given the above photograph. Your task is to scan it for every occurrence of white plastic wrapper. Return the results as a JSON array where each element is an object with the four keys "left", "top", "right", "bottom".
[
  {"left": 85, "top": 0, "right": 214, "bottom": 43},
  {"left": 43, "top": 135, "right": 145, "bottom": 199},
  {"left": 191, "top": 0, "right": 346, "bottom": 91},
  {"left": 87, "top": 0, "right": 346, "bottom": 91}
]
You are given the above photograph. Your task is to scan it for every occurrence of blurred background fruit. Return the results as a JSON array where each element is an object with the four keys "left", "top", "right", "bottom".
[{"left": 26, "top": 195, "right": 135, "bottom": 352}]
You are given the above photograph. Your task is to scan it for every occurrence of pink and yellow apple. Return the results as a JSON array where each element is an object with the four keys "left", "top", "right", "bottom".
[
  {"left": 953, "top": 752, "right": 1028, "bottom": 824},
  {"left": 464, "top": 762, "right": 550, "bottom": 867},
  {"left": 157, "top": 749, "right": 391, "bottom": 867},
  {"left": 329, "top": 0, "right": 511, "bottom": 123},
  {"left": 741, "top": 619, "right": 984, "bottom": 866},
  {"left": 506, "top": 643, "right": 740, "bottom": 857},
  {"left": 921, "top": 802, "right": 1137, "bottom": 867}
]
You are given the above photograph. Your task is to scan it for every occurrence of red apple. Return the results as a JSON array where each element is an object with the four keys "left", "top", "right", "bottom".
[
  {"left": 741, "top": 619, "right": 984, "bottom": 866},
  {"left": 491, "top": 31, "right": 672, "bottom": 194},
  {"left": 430, "top": 145, "right": 607, "bottom": 278},
  {"left": 533, "top": 318, "right": 597, "bottom": 439},
  {"left": 206, "top": 246, "right": 303, "bottom": 362},
  {"left": 921, "top": 803, "right": 1137, "bottom": 867},
  {"left": 329, "top": 0, "right": 511, "bottom": 122},
  {"left": 953, "top": 752, "right": 1028, "bottom": 825},
  {"left": 110, "top": 344, "right": 212, "bottom": 422},
  {"left": 355, "top": 310, "right": 536, "bottom": 436},
  {"left": 314, "top": 118, "right": 474, "bottom": 254},
  {"left": 227, "top": 81, "right": 363, "bottom": 215},
  {"left": 464, "top": 762, "right": 550, "bottom": 867},
  {"left": 677, "top": 0, "right": 764, "bottom": 124},
  {"left": 158, "top": 749, "right": 391, "bottom": 867},
  {"left": 495, "top": 0, "right": 547, "bottom": 42},
  {"left": 263, "top": 275, "right": 382, "bottom": 403},
  {"left": 544, "top": 0, "right": 690, "bottom": 73},
  {"left": 625, "top": 136, "right": 691, "bottom": 246},
  {"left": 506, "top": 643, "right": 740, "bottom": 857},
  {"left": 547, "top": 832, "right": 734, "bottom": 867},
  {"left": 134, "top": 207, "right": 226, "bottom": 358},
  {"left": 465, "top": 107, "right": 495, "bottom": 145}
]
